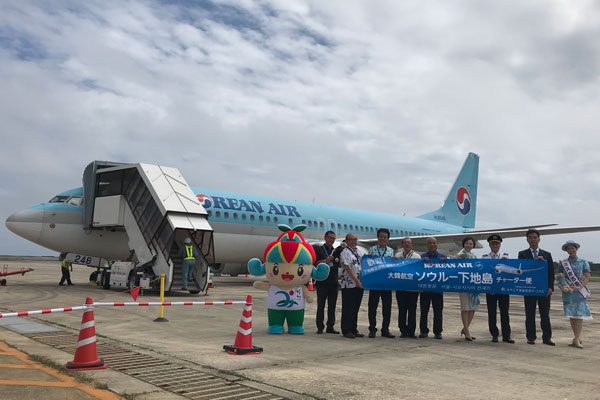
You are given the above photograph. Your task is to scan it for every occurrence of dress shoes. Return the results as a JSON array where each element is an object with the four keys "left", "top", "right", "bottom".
[
  {"left": 503, "top": 338, "right": 515, "bottom": 344},
  {"left": 418, "top": 333, "right": 428, "bottom": 338},
  {"left": 368, "top": 331, "right": 376, "bottom": 338},
  {"left": 316, "top": 329, "right": 323, "bottom": 334},
  {"left": 569, "top": 338, "right": 583, "bottom": 349},
  {"left": 434, "top": 334, "right": 443, "bottom": 340},
  {"left": 527, "top": 340, "right": 535, "bottom": 345},
  {"left": 543, "top": 340, "right": 556, "bottom": 346},
  {"left": 491, "top": 337, "right": 499, "bottom": 343},
  {"left": 326, "top": 328, "right": 340, "bottom": 334},
  {"left": 381, "top": 332, "right": 396, "bottom": 339},
  {"left": 353, "top": 332, "right": 365, "bottom": 338},
  {"left": 343, "top": 332, "right": 355, "bottom": 339}
]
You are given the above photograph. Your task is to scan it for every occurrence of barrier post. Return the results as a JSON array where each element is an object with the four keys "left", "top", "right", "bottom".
[{"left": 153, "top": 274, "right": 168, "bottom": 322}]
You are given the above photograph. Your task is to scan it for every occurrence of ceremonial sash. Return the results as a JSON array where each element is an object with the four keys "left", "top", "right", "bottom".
[{"left": 561, "top": 259, "right": 591, "bottom": 299}]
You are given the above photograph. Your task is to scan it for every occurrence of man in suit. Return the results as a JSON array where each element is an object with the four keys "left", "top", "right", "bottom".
[{"left": 518, "top": 229, "right": 555, "bottom": 346}]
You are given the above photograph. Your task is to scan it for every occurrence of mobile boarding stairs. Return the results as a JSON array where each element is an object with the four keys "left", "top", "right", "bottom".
[{"left": 83, "top": 161, "right": 215, "bottom": 293}]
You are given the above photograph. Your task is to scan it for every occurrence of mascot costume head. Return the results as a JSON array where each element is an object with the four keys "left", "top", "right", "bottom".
[{"left": 248, "top": 224, "right": 330, "bottom": 334}]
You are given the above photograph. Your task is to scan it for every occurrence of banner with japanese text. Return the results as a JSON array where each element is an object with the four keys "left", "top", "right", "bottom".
[{"left": 361, "top": 256, "right": 548, "bottom": 296}]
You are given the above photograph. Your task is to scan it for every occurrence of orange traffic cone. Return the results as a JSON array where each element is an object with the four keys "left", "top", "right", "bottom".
[
  {"left": 66, "top": 297, "right": 107, "bottom": 370},
  {"left": 307, "top": 279, "right": 315, "bottom": 291},
  {"left": 223, "top": 295, "right": 263, "bottom": 355}
]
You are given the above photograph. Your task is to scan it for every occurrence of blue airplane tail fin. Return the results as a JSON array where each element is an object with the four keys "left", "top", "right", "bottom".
[{"left": 417, "top": 153, "right": 479, "bottom": 228}]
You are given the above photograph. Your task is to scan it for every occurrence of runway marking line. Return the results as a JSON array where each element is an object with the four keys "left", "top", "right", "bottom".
[{"left": 0, "top": 341, "right": 120, "bottom": 399}]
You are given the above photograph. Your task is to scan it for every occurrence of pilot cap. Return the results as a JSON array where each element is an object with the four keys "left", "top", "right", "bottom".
[
  {"left": 487, "top": 234, "right": 502, "bottom": 243},
  {"left": 184, "top": 237, "right": 192, "bottom": 244}
]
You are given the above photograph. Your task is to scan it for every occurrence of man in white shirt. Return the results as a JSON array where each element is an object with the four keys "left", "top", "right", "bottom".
[
  {"left": 340, "top": 233, "right": 365, "bottom": 339},
  {"left": 367, "top": 228, "right": 395, "bottom": 338},
  {"left": 395, "top": 237, "right": 421, "bottom": 338}
]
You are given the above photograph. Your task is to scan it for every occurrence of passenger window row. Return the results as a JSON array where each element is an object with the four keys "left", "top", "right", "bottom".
[{"left": 204, "top": 210, "right": 424, "bottom": 237}]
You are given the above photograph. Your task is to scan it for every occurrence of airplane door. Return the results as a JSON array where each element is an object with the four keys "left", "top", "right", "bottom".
[
  {"left": 327, "top": 219, "right": 337, "bottom": 235},
  {"left": 317, "top": 218, "right": 326, "bottom": 233},
  {"left": 40, "top": 207, "right": 56, "bottom": 242}
]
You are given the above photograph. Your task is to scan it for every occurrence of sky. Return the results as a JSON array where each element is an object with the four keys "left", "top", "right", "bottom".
[{"left": 1, "top": 0, "right": 599, "bottom": 261}]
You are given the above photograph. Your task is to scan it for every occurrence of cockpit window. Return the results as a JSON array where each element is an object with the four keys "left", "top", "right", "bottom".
[
  {"left": 67, "top": 196, "right": 83, "bottom": 206},
  {"left": 49, "top": 195, "right": 69, "bottom": 203},
  {"left": 48, "top": 195, "right": 84, "bottom": 206}
]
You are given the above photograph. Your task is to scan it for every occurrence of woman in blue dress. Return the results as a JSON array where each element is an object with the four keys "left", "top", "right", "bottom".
[
  {"left": 456, "top": 237, "right": 479, "bottom": 341},
  {"left": 557, "top": 240, "right": 592, "bottom": 349}
]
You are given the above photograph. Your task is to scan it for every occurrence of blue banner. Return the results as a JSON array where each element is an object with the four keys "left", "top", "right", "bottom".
[{"left": 361, "top": 256, "right": 549, "bottom": 296}]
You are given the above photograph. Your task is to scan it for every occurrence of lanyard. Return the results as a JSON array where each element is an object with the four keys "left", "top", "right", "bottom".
[
  {"left": 347, "top": 247, "right": 360, "bottom": 264},
  {"left": 377, "top": 246, "right": 388, "bottom": 256}
]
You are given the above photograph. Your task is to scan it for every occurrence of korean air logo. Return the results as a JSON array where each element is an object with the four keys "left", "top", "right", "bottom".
[
  {"left": 456, "top": 187, "right": 471, "bottom": 215},
  {"left": 425, "top": 263, "right": 435, "bottom": 268},
  {"left": 196, "top": 194, "right": 213, "bottom": 208}
]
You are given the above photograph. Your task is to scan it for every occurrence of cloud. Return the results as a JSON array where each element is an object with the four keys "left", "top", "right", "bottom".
[{"left": 1, "top": 0, "right": 599, "bottom": 260}]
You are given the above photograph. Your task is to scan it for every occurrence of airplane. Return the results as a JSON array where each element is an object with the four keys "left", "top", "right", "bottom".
[
  {"left": 495, "top": 264, "right": 524, "bottom": 275},
  {"left": 494, "top": 264, "right": 544, "bottom": 275},
  {"left": 6, "top": 153, "right": 600, "bottom": 277}
]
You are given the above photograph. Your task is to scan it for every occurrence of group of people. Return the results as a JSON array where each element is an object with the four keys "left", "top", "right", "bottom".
[{"left": 313, "top": 228, "right": 592, "bottom": 348}]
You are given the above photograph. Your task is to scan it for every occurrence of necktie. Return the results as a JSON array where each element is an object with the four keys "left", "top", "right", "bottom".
[{"left": 533, "top": 249, "right": 538, "bottom": 258}]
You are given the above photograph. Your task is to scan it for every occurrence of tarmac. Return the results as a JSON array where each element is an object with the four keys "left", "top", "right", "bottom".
[
  {"left": 0, "top": 340, "right": 120, "bottom": 400},
  {"left": 0, "top": 259, "right": 598, "bottom": 399}
]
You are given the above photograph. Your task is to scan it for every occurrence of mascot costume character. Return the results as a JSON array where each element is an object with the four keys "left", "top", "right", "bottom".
[{"left": 248, "top": 225, "right": 330, "bottom": 334}]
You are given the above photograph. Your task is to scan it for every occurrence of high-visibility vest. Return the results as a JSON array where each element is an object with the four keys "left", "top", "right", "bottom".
[
  {"left": 61, "top": 260, "right": 70, "bottom": 269},
  {"left": 184, "top": 245, "right": 195, "bottom": 260}
]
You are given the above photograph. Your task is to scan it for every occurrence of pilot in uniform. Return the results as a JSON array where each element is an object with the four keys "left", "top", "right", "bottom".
[{"left": 482, "top": 234, "right": 514, "bottom": 343}]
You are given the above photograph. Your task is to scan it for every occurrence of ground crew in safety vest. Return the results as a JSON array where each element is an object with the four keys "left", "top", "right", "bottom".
[
  {"left": 179, "top": 237, "right": 199, "bottom": 291},
  {"left": 59, "top": 255, "right": 73, "bottom": 286}
]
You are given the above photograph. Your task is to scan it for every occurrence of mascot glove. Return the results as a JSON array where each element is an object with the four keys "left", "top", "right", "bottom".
[
  {"left": 248, "top": 258, "right": 265, "bottom": 276},
  {"left": 312, "top": 262, "right": 330, "bottom": 281}
]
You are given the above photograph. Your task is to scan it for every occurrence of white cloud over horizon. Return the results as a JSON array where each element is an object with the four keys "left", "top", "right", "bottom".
[{"left": 1, "top": 0, "right": 599, "bottom": 260}]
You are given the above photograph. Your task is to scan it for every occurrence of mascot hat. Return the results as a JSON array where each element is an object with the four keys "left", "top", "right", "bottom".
[{"left": 263, "top": 225, "right": 316, "bottom": 265}]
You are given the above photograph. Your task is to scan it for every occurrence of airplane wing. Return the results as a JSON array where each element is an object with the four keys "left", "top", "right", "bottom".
[
  {"left": 359, "top": 225, "right": 600, "bottom": 251},
  {"left": 465, "top": 224, "right": 557, "bottom": 232}
]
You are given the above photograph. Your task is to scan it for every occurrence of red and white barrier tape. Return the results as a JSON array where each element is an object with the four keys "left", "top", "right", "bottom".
[
  {"left": 93, "top": 301, "right": 246, "bottom": 307},
  {"left": 0, "top": 300, "right": 248, "bottom": 318},
  {"left": 0, "top": 306, "right": 90, "bottom": 319}
]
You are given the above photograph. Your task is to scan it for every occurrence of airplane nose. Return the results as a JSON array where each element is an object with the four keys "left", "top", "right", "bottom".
[{"left": 5, "top": 208, "right": 44, "bottom": 242}]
